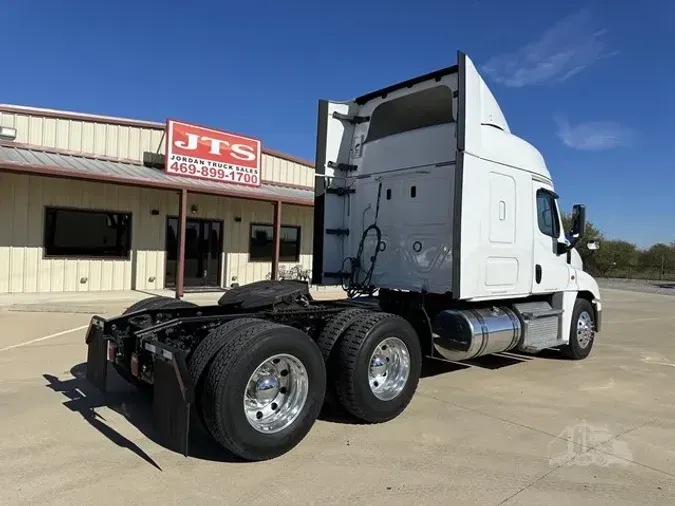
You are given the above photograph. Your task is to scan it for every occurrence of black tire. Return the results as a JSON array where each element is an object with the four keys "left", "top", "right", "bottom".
[
  {"left": 317, "top": 308, "right": 370, "bottom": 402},
  {"left": 188, "top": 317, "right": 264, "bottom": 432},
  {"left": 561, "top": 298, "right": 596, "bottom": 360},
  {"left": 114, "top": 297, "right": 197, "bottom": 389},
  {"left": 201, "top": 322, "right": 326, "bottom": 461},
  {"left": 332, "top": 312, "right": 422, "bottom": 423},
  {"left": 317, "top": 308, "right": 371, "bottom": 362}
]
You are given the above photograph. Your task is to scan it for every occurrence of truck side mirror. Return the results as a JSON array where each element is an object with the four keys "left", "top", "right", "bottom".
[
  {"left": 570, "top": 204, "right": 586, "bottom": 245},
  {"left": 587, "top": 240, "right": 600, "bottom": 251}
]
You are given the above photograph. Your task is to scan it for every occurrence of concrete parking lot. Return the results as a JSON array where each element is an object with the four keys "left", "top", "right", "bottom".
[{"left": 1, "top": 288, "right": 674, "bottom": 505}]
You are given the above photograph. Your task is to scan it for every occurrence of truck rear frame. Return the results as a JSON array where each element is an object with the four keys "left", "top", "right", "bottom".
[{"left": 84, "top": 278, "right": 598, "bottom": 461}]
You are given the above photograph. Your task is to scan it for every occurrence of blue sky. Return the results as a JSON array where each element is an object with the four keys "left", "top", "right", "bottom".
[{"left": 1, "top": 0, "right": 673, "bottom": 248}]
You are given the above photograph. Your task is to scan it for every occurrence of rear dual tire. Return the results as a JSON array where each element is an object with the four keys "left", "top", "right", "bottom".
[
  {"left": 194, "top": 311, "right": 421, "bottom": 460},
  {"left": 330, "top": 312, "right": 422, "bottom": 424},
  {"left": 199, "top": 321, "right": 326, "bottom": 461}
]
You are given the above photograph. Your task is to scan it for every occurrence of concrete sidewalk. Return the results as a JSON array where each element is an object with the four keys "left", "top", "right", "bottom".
[{"left": 0, "top": 285, "right": 347, "bottom": 310}]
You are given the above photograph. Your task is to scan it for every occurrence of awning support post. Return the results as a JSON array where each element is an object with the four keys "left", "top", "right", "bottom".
[
  {"left": 176, "top": 189, "right": 187, "bottom": 299},
  {"left": 271, "top": 200, "right": 282, "bottom": 280}
]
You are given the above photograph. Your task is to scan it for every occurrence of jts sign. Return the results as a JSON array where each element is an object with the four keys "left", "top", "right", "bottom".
[{"left": 165, "top": 120, "right": 262, "bottom": 187}]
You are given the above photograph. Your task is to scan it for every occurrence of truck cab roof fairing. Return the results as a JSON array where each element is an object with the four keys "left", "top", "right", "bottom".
[{"left": 354, "top": 65, "right": 459, "bottom": 106}]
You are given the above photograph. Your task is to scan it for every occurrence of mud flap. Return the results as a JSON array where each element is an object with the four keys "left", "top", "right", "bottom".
[
  {"left": 146, "top": 341, "right": 195, "bottom": 458},
  {"left": 85, "top": 326, "right": 108, "bottom": 393}
]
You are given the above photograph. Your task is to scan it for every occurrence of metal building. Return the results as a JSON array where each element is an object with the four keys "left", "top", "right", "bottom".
[{"left": 0, "top": 104, "right": 315, "bottom": 296}]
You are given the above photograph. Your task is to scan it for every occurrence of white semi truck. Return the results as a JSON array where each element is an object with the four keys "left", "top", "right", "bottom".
[{"left": 83, "top": 51, "right": 602, "bottom": 462}]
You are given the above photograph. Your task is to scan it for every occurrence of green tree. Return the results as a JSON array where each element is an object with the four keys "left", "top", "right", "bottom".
[
  {"left": 600, "top": 240, "right": 639, "bottom": 277},
  {"left": 638, "top": 243, "right": 675, "bottom": 279},
  {"left": 561, "top": 213, "right": 674, "bottom": 280}
]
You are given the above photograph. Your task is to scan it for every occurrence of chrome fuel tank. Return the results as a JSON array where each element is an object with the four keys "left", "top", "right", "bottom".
[{"left": 431, "top": 306, "right": 522, "bottom": 361}]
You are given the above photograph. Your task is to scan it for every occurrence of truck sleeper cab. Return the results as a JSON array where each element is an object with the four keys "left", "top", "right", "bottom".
[{"left": 82, "top": 51, "right": 602, "bottom": 463}]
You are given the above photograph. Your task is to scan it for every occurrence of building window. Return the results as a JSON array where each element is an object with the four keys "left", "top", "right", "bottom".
[
  {"left": 44, "top": 207, "right": 132, "bottom": 258},
  {"left": 535, "top": 190, "right": 560, "bottom": 238},
  {"left": 249, "top": 224, "right": 301, "bottom": 262}
]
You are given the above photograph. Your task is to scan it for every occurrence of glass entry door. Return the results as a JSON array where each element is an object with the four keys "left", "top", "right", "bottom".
[{"left": 165, "top": 217, "right": 223, "bottom": 288}]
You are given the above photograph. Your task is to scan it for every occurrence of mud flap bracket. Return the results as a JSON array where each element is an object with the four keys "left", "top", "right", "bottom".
[{"left": 143, "top": 340, "right": 194, "bottom": 458}]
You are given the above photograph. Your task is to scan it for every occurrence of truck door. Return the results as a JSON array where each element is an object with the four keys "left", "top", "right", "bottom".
[
  {"left": 312, "top": 99, "right": 359, "bottom": 286},
  {"left": 531, "top": 179, "right": 570, "bottom": 294}
]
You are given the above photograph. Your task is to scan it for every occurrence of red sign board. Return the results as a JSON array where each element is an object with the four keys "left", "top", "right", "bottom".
[{"left": 165, "top": 119, "right": 262, "bottom": 187}]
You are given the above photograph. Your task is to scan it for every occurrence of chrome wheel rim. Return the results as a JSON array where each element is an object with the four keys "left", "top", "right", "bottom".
[
  {"left": 577, "top": 311, "right": 594, "bottom": 349},
  {"left": 243, "top": 353, "right": 309, "bottom": 434},
  {"left": 368, "top": 337, "right": 410, "bottom": 401}
]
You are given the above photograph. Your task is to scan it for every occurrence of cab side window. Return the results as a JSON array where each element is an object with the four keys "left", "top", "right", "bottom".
[{"left": 536, "top": 189, "right": 560, "bottom": 238}]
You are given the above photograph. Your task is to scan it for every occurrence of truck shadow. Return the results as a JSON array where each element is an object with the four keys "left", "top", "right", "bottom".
[
  {"left": 46, "top": 349, "right": 565, "bottom": 464},
  {"left": 420, "top": 351, "right": 540, "bottom": 377},
  {"left": 43, "top": 363, "right": 247, "bottom": 468},
  {"left": 318, "top": 352, "right": 540, "bottom": 424},
  {"left": 320, "top": 349, "right": 566, "bottom": 424}
]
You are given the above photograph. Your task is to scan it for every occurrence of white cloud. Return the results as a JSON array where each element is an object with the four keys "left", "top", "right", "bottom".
[
  {"left": 482, "top": 9, "right": 618, "bottom": 87},
  {"left": 554, "top": 115, "right": 634, "bottom": 151}
]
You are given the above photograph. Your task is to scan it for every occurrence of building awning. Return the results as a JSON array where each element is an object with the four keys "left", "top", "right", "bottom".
[{"left": 0, "top": 142, "right": 314, "bottom": 206}]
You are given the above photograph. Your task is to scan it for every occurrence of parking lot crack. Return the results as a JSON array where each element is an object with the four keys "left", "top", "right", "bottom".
[
  {"left": 495, "top": 416, "right": 673, "bottom": 504},
  {"left": 422, "top": 393, "right": 584, "bottom": 447},
  {"left": 585, "top": 417, "right": 675, "bottom": 479},
  {"left": 496, "top": 460, "right": 572, "bottom": 505}
]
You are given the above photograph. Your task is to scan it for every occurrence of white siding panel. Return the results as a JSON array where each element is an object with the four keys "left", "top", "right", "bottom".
[
  {"left": 264, "top": 156, "right": 278, "bottom": 184},
  {"left": 14, "top": 115, "right": 30, "bottom": 144},
  {"left": 0, "top": 173, "right": 12, "bottom": 293},
  {"left": 139, "top": 128, "right": 153, "bottom": 160},
  {"left": 24, "top": 175, "right": 43, "bottom": 293},
  {"left": 93, "top": 122, "right": 106, "bottom": 156},
  {"left": 28, "top": 117, "right": 43, "bottom": 146},
  {"left": 261, "top": 155, "right": 313, "bottom": 187},
  {"left": 81, "top": 121, "right": 95, "bottom": 153},
  {"left": 55, "top": 119, "right": 70, "bottom": 150},
  {"left": 132, "top": 188, "right": 178, "bottom": 291},
  {"left": 43, "top": 118, "right": 57, "bottom": 148},
  {"left": 128, "top": 127, "right": 141, "bottom": 161},
  {"left": 150, "top": 129, "right": 165, "bottom": 155},
  {"left": 68, "top": 120, "right": 83, "bottom": 152},
  {"left": 10, "top": 175, "right": 29, "bottom": 293},
  {"left": 117, "top": 125, "right": 129, "bottom": 159},
  {"left": 0, "top": 112, "right": 16, "bottom": 128},
  {"left": 105, "top": 123, "right": 119, "bottom": 158}
]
